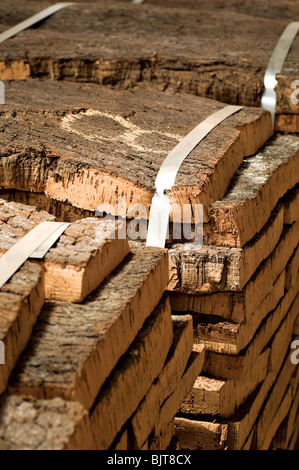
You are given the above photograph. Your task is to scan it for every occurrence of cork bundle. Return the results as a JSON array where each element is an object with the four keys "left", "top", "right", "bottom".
[
  {"left": 0, "top": 0, "right": 298, "bottom": 450},
  {"left": 0, "top": 198, "right": 206, "bottom": 449}
]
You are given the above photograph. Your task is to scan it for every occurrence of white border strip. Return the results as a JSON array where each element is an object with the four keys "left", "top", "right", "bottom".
[
  {"left": 0, "top": 3, "right": 74, "bottom": 44},
  {"left": 0, "top": 221, "right": 69, "bottom": 288},
  {"left": 146, "top": 105, "right": 243, "bottom": 248},
  {"left": 261, "top": 21, "right": 299, "bottom": 127}
]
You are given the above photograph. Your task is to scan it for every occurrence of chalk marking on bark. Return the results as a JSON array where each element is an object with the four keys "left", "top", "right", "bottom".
[{"left": 60, "top": 109, "right": 181, "bottom": 154}]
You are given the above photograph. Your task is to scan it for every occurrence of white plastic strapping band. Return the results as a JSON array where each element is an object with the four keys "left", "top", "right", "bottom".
[
  {"left": 261, "top": 21, "right": 299, "bottom": 127},
  {"left": 0, "top": 3, "right": 74, "bottom": 44},
  {"left": 146, "top": 104, "right": 244, "bottom": 248},
  {"left": 0, "top": 221, "right": 70, "bottom": 288}
]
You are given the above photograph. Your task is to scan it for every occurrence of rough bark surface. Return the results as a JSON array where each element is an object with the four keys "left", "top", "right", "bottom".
[
  {"left": 168, "top": 186, "right": 299, "bottom": 293},
  {"left": 203, "top": 288, "right": 298, "bottom": 380},
  {"left": 8, "top": 245, "right": 169, "bottom": 410},
  {"left": 176, "top": 298, "right": 298, "bottom": 449},
  {"left": 0, "top": 261, "right": 44, "bottom": 396},
  {"left": 0, "top": 199, "right": 130, "bottom": 302},
  {"left": 170, "top": 220, "right": 299, "bottom": 322},
  {"left": 130, "top": 315, "right": 194, "bottom": 449},
  {"left": 0, "top": 1, "right": 297, "bottom": 129},
  {"left": 206, "top": 135, "right": 299, "bottom": 247},
  {"left": 0, "top": 395, "right": 96, "bottom": 450},
  {"left": 0, "top": 80, "right": 272, "bottom": 223},
  {"left": 89, "top": 295, "right": 174, "bottom": 449},
  {"left": 175, "top": 417, "right": 228, "bottom": 450},
  {"left": 20, "top": 0, "right": 299, "bottom": 21}
]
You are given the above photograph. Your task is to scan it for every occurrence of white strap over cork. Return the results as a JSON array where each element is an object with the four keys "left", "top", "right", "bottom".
[
  {"left": 261, "top": 21, "right": 299, "bottom": 127},
  {"left": 146, "top": 105, "right": 244, "bottom": 248},
  {"left": 0, "top": 3, "right": 74, "bottom": 44},
  {"left": 0, "top": 221, "right": 70, "bottom": 288}
]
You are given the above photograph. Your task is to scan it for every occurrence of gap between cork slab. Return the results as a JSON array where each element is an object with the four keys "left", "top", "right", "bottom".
[
  {"left": 0, "top": 188, "right": 94, "bottom": 223},
  {"left": 0, "top": 188, "right": 203, "bottom": 247}
]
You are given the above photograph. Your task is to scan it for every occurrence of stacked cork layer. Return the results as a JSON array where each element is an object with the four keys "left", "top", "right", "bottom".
[
  {"left": 0, "top": 200, "right": 203, "bottom": 450},
  {"left": 171, "top": 135, "right": 299, "bottom": 450},
  {"left": 0, "top": 0, "right": 298, "bottom": 131},
  {"left": 0, "top": 75, "right": 298, "bottom": 449},
  {"left": 0, "top": 0, "right": 298, "bottom": 450}
]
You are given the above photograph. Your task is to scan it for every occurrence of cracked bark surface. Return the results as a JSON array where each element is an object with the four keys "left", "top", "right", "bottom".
[
  {"left": 130, "top": 314, "right": 195, "bottom": 448},
  {"left": 88, "top": 295, "right": 174, "bottom": 449},
  {"left": 206, "top": 135, "right": 299, "bottom": 247},
  {"left": 170, "top": 220, "right": 299, "bottom": 322},
  {"left": 183, "top": 244, "right": 299, "bottom": 355},
  {"left": 0, "top": 80, "right": 272, "bottom": 225},
  {"left": 176, "top": 299, "right": 299, "bottom": 449},
  {"left": 0, "top": 1, "right": 297, "bottom": 130},
  {"left": 22, "top": 0, "right": 299, "bottom": 20},
  {"left": 0, "top": 395, "right": 96, "bottom": 450},
  {"left": 0, "top": 261, "right": 44, "bottom": 396},
  {"left": 168, "top": 185, "right": 299, "bottom": 293},
  {"left": 8, "top": 244, "right": 169, "bottom": 411},
  {"left": 0, "top": 199, "right": 130, "bottom": 302}
]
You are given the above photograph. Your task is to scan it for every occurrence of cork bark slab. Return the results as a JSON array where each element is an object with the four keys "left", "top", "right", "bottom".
[
  {"left": 206, "top": 134, "right": 299, "bottom": 248},
  {"left": 227, "top": 328, "right": 299, "bottom": 450},
  {"left": 22, "top": 0, "right": 299, "bottom": 20},
  {"left": 214, "top": 301, "right": 299, "bottom": 448},
  {"left": 288, "top": 428, "right": 299, "bottom": 450},
  {"left": 265, "top": 381, "right": 299, "bottom": 450},
  {"left": 0, "top": 261, "right": 44, "bottom": 396},
  {"left": 89, "top": 295, "right": 174, "bottom": 450},
  {"left": 125, "top": 0, "right": 299, "bottom": 21},
  {"left": 0, "top": 395, "right": 96, "bottom": 450},
  {"left": 271, "top": 381, "right": 299, "bottom": 450},
  {"left": 111, "top": 429, "right": 128, "bottom": 451},
  {"left": 156, "top": 348, "right": 205, "bottom": 437},
  {"left": 170, "top": 219, "right": 299, "bottom": 322},
  {"left": 185, "top": 294, "right": 299, "bottom": 417},
  {"left": 8, "top": 245, "right": 169, "bottom": 410},
  {"left": 176, "top": 304, "right": 298, "bottom": 450},
  {"left": 255, "top": 354, "right": 299, "bottom": 450},
  {"left": 111, "top": 316, "right": 203, "bottom": 450},
  {"left": 42, "top": 219, "right": 130, "bottom": 302},
  {"left": 175, "top": 417, "right": 228, "bottom": 450},
  {"left": 0, "top": 1, "right": 297, "bottom": 130},
  {"left": 148, "top": 419, "right": 175, "bottom": 451},
  {"left": 130, "top": 316, "right": 200, "bottom": 448},
  {"left": 189, "top": 245, "right": 299, "bottom": 354},
  {"left": 0, "top": 80, "right": 272, "bottom": 223},
  {"left": 0, "top": 199, "right": 130, "bottom": 302},
  {"left": 203, "top": 285, "right": 299, "bottom": 380},
  {"left": 190, "top": 272, "right": 285, "bottom": 355},
  {"left": 284, "top": 187, "right": 299, "bottom": 225},
  {"left": 181, "top": 348, "right": 269, "bottom": 418},
  {"left": 168, "top": 185, "right": 299, "bottom": 294},
  {"left": 176, "top": 351, "right": 297, "bottom": 450}
]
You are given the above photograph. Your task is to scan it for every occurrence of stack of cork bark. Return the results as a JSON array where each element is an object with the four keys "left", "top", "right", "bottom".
[
  {"left": 170, "top": 135, "right": 299, "bottom": 450},
  {"left": 0, "top": 0, "right": 298, "bottom": 131},
  {"left": 0, "top": 198, "right": 204, "bottom": 449},
  {"left": 0, "top": 0, "right": 298, "bottom": 451}
]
